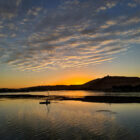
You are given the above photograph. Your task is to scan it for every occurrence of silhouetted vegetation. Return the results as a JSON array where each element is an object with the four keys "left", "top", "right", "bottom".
[{"left": 112, "top": 85, "right": 140, "bottom": 92}]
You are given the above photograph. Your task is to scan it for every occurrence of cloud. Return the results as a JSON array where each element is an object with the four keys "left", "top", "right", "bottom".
[
  {"left": 27, "top": 7, "right": 42, "bottom": 16},
  {"left": 128, "top": 3, "right": 137, "bottom": 8},
  {"left": 16, "top": 0, "right": 22, "bottom": 6},
  {"left": 0, "top": 0, "right": 140, "bottom": 71},
  {"left": 0, "top": 0, "right": 21, "bottom": 19}
]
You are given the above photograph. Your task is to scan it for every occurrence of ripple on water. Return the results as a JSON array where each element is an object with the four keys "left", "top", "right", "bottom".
[{"left": 0, "top": 98, "right": 140, "bottom": 140}]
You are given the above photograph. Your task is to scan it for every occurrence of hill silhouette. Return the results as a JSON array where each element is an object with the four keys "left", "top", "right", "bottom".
[
  {"left": 0, "top": 76, "right": 140, "bottom": 93},
  {"left": 83, "top": 76, "right": 140, "bottom": 91}
]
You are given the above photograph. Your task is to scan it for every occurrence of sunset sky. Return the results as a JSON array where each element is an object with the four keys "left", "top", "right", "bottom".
[{"left": 0, "top": 0, "right": 140, "bottom": 88}]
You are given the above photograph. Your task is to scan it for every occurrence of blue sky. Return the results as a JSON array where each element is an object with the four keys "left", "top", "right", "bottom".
[{"left": 0, "top": 0, "right": 140, "bottom": 88}]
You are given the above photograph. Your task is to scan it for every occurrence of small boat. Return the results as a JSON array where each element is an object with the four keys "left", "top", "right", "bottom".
[
  {"left": 40, "top": 100, "right": 50, "bottom": 104},
  {"left": 40, "top": 91, "right": 51, "bottom": 105}
]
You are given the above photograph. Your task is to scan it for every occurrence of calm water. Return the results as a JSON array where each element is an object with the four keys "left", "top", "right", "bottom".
[
  {"left": 0, "top": 91, "right": 140, "bottom": 140},
  {"left": 2, "top": 90, "right": 140, "bottom": 97}
]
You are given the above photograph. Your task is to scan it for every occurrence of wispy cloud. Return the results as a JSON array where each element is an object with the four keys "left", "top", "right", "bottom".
[{"left": 0, "top": 0, "right": 140, "bottom": 71}]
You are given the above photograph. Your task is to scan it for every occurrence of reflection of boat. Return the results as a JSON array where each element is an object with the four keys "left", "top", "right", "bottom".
[
  {"left": 39, "top": 91, "right": 51, "bottom": 114},
  {"left": 39, "top": 99, "right": 51, "bottom": 115}
]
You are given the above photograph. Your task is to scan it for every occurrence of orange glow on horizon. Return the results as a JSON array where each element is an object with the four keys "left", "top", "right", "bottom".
[
  {"left": 51, "top": 75, "right": 93, "bottom": 85},
  {"left": 0, "top": 71, "right": 95, "bottom": 88}
]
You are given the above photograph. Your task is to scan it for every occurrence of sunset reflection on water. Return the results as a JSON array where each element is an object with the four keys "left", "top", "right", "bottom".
[{"left": 0, "top": 94, "right": 140, "bottom": 140}]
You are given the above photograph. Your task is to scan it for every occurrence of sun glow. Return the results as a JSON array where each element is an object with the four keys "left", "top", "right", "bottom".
[{"left": 52, "top": 75, "right": 93, "bottom": 85}]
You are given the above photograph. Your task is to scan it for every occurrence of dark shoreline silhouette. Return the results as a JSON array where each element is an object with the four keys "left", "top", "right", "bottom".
[
  {"left": 1, "top": 94, "right": 140, "bottom": 103},
  {"left": 1, "top": 76, "right": 140, "bottom": 93}
]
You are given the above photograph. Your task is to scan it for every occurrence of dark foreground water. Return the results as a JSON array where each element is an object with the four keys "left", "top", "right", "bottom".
[{"left": 0, "top": 91, "right": 140, "bottom": 140}]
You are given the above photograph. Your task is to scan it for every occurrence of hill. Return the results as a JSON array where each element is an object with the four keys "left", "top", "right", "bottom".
[
  {"left": 0, "top": 76, "right": 140, "bottom": 92},
  {"left": 83, "top": 76, "right": 140, "bottom": 91}
]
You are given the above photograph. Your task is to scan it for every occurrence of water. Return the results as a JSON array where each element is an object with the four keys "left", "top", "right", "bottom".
[
  {"left": 1, "top": 90, "right": 140, "bottom": 97},
  {"left": 0, "top": 91, "right": 140, "bottom": 140}
]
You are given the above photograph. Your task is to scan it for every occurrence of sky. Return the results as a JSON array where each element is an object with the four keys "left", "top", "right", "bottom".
[{"left": 0, "top": 0, "right": 140, "bottom": 88}]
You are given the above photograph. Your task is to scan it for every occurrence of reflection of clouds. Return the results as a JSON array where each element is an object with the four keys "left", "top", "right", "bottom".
[
  {"left": 46, "top": 101, "right": 131, "bottom": 139},
  {"left": 0, "top": 0, "right": 140, "bottom": 70},
  {"left": 0, "top": 99, "right": 137, "bottom": 139}
]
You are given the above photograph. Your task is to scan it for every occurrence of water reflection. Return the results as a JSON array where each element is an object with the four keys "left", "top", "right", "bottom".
[
  {"left": 96, "top": 109, "right": 117, "bottom": 114},
  {"left": 40, "top": 99, "right": 51, "bottom": 115},
  {"left": 1, "top": 90, "right": 140, "bottom": 97},
  {"left": 0, "top": 98, "right": 140, "bottom": 140}
]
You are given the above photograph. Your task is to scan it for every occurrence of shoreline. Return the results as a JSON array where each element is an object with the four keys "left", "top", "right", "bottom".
[{"left": 1, "top": 94, "right": 140, "bottom": 103}]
